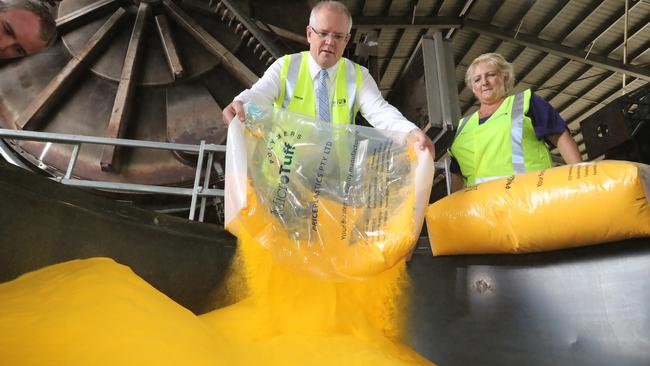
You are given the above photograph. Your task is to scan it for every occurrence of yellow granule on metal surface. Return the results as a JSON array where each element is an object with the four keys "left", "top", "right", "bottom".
[{"left": 0, "top": 249, "right": 433, "bottom": 365}]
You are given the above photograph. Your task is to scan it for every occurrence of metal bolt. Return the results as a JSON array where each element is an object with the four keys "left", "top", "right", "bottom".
[
  {"left": 259, "top": 50, "right": 268, "bottom": 60},
  {"left": 253, "top": 43, "right": 262, "bottom": 55},
  {"left": 247, "top": 37, "right": 256, "bottom": 48}
]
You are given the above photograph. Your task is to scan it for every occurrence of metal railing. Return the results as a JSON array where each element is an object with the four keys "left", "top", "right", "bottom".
[{"left": 0, "top": 128, "right": 225, "bottom": 222}]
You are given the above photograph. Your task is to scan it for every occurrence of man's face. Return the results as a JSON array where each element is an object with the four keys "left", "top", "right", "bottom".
[
  {"left": 306, "top": 7, "right": 350, "bottom": 69},
  {"left": 0, "top": 9, "right": 46, "bottom": 59}
]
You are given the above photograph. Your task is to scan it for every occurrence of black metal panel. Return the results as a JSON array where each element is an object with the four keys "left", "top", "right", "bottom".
[
  {"left": 407, "top": 240, "right": 650, "bottom": 366},
  {"left": 0, "top": 160, "right": 236, "bottom": 314},
  {"left": 581, "top": 103, "right": 629, "bottom": 159},
  {"left": 582, "top": 84, "right": 650, "bottom": 162}
]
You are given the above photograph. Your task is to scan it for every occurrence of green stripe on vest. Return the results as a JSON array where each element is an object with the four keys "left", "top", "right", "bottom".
[
  {"left": 275, "top": 52, "right": 362, "bottom": 125},
  {"left": 449, "top": 89, "right": 552, "bottom": 187},
  {"left": 258, "top": 53, "right": 364, "bottom": 196}
]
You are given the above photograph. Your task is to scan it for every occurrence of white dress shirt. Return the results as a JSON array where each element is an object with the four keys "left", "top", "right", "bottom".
[{"left": 234, "top": 53, "right": 418, "bottom": 133}]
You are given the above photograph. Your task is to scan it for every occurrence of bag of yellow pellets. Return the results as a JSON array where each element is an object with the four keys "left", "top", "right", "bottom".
[
  {"left": 426, "top": 161, "right": 650, "bottom": 255},
  {"left": 225, "top": 103, "right": 433, "bottom": 279}
]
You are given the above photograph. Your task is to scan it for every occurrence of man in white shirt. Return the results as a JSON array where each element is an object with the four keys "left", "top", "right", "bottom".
[{"left": 222, "top": 0, "right": 435, "bottom": 156}]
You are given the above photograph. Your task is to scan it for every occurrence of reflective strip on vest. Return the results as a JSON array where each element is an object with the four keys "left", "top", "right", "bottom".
[
  {"left": 343, "top": 59, "right": 358, "bottom": 123},
  {"left": 448, "top": 115, "right": 471, "bottom": 164},
  {"left": 450, "top": 89, "right": 544, "bottom": 187},
  {"left": 282, "top": 54, "right": 302, "bottom": 109},
  {"left": 455, "top": 115, "right": 472, "bottom": 137},
  {"left": 278, "top": 52, "right": 361, "bottom": 125},
  {"left": 475, "top": 175, "right": 507, "bottom": 184},
  {"left": 511, "top": 91, "right": 526, "bottom": 174}
]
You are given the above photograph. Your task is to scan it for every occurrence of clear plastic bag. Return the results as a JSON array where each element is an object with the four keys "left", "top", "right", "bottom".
[{"left": 225, "top": 103, "right": 433, "bottom": 279}]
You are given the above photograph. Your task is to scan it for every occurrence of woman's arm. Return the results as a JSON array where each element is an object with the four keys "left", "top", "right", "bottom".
[
  {"left": 450, "top": 173, "right": 465, "bottom": 193},
  {"left": 547, "top": 130, "right": 582, "bottom": 164}
]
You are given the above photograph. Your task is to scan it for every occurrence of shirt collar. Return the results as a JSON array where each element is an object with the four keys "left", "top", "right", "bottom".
[{"left": 307, "top": 53, "right": 339, "bottom": 82}]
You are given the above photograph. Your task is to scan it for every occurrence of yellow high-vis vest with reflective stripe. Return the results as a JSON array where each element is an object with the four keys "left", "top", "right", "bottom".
[
  {"left": 449, "top": 89, "right": 553, "bottom": 187},
  {"left": 274, "top": 52, "right": 363, "bottom": 125}
]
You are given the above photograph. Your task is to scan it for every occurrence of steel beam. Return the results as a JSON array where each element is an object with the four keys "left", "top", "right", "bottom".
[
  {"left": 507, "top": 1, "right": 649, "bottom": 120},
  {"left": 352, "top": 16, "right": 460, "bottom": 30},
  {"left": 463, "top": 20, "right": 650, "bottom": 82},
  {"left": 0, "top": 128, "right": 225, "bottom": 153},
  {"left": 55, "top": 0, "right": 120, "bottom": 33},
  {"left": 255, "top": 21, "right": 308, "bottom": 46},
  {"left": 16, "top": 9, "right": 128, "bottom": 131},
  {"left": 422, "top": 33, "right": 460, "bottom": 130},
  {"left": 219, "top": 0, "right": 283, "bottom": 59},
  {"left": 162, "top": 0, "right": 258, "bottom": 87},
  {"left": 155, "top": 14, "right": 184, "bottom": 80},
  {"left": 445, "top": 0, "right": 476, "bottom": 39},
  {"left": 101, "top": 2, "right": 150, "bottom": 171}
]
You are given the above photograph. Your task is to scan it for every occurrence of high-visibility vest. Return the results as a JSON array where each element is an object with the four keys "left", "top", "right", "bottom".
[
  {"left": 259, "top": 52, "right": 364, "bottom": 189},
  {"left": 274, "top": 52, "right": 363, "bottom": 125},
  {"left": 449, "top": 89, "right": 552, "bottom": 187}
]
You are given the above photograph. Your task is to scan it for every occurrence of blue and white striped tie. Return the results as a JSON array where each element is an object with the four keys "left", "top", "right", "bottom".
[{"left": 317, "top": 69, "right": 330, "bottom": 122}]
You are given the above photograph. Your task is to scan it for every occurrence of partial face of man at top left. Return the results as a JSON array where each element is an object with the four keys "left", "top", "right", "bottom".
[{"left": 0, "top": 8, "right": 47, "bottom": 59}]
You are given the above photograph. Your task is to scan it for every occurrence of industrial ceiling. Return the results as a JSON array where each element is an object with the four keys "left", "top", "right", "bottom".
[{"left": 0, "top": 0, "right": 648, "bottom": 189}]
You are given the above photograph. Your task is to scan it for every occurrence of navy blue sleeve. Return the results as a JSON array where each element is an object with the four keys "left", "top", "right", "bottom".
[
  {"left": 449, "top": 156, "right": 461, "bottom": 173},
  {"left": 528, "top": 93, "right": 568, "bottom": 139}
]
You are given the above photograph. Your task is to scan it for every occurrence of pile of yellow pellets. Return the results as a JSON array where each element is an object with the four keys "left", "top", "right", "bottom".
[{"left": 0, "top": 228, "right": 433, "bottom": 365}]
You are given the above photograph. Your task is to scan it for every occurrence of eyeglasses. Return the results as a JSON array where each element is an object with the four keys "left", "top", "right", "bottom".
[{"left": 309, "top": 26, "right": 350, "bottom": 42}]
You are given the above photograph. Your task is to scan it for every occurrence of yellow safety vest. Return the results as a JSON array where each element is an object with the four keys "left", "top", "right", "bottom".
[
  {"left": 255, "top": 52, "right": 364, "bottom": 189},
  {"left": 274, "top": 51, "right": 363, "bottom": 125},
  {"left": 449, "top": 89, "right": 552, "bottom": 187}
]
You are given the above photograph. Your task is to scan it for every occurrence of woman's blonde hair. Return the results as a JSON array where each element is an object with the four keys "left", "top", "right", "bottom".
[{"left": 465, "top": 53, "right": 515, "bottom": 95}]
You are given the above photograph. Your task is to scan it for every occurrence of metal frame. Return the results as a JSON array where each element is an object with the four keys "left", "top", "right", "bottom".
[
  {"left": 462, "top": 20, "right": 650, "bottom": 82},
  {"left": 0, "top": 129, "right": 225, "bottom": 222},
  {"left": 422, "top": 33, "right": 459, "bottom": 136},
  {"left": 422, "top": 33, "right": 459, "bottom": 196}
]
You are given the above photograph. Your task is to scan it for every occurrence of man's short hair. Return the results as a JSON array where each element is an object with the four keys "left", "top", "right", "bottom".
[
  {"left": 0, "top": 0, "right": 57, "bottom": 46},
  {"left": 309, "top": 1, "right": 353, "bottom": 33}
]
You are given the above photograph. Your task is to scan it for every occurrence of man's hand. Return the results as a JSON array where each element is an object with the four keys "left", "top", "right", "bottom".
[
  {"left": 409, "top": 129, "right": 435, "bottom": 159},
  {"left": 222, "top": 100, "right": 245, "bottom": 125}
]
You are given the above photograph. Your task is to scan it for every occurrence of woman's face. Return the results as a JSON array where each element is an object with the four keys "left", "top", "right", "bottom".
[{"left": 470, "top": 62, "right": 508, "bottom": 105}]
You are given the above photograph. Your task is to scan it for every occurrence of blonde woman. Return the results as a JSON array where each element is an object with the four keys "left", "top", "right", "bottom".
[{"left": 449, "top": 53, "right": 581, "bottom": 192}]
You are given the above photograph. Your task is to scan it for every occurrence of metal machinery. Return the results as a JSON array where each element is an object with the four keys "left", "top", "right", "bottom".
[
  {"left": 581, "top": 83, "right": 650, "bottom": 163},
  {"left": 0, "top": 0, "right": 461, "bottom": 217},
  {"left": 388, "top": 32, "right": 459, "bottom": 197},
  {"left": 0, "top": 0, "right": 294, "bottom": 217}
]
